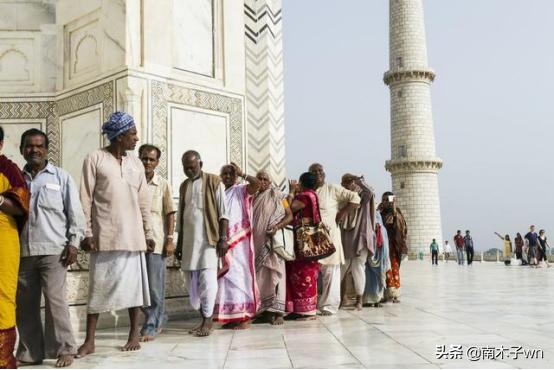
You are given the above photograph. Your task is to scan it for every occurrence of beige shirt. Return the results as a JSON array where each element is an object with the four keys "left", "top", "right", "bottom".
[
  {"left": 148, "top": 174, "right": 176, "bottom": 254},
  {"left": 316, "top": 183, "right": 361, "bottom": 266},
  {"left": 80, "top": 148, "right": 153, "bottom": 252},
  {"left": 178, "top": 177, "right": 228, "bottom": 271}
]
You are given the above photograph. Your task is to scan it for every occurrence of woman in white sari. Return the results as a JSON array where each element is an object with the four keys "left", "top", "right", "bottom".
[{"left": 213, "top": 163, "right": 260, "bottom": 330}]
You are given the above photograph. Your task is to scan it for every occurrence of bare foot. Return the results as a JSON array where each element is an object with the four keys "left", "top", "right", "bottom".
[
  {"left": 233, "top": 320, "right": 251, "bottom": 330},
  {"left": 355, "top": 302, "right": 362, "bottom": 311},
  {"left": 320, "top": 310, "right": 333, "bottom": 316},
  {"left": 139, "top": 334, "right": 155, "bottom": 342},
  {"left": 296, "top": 315, "right": 318, "bottom": 321},
  {"left": 76, "top": 341, "right": 95, "bottom": 358},
  {"left": 55, "top": 354, "right": 74, "bottom": 368},
  {"left": 271, "top": 314, "right": 284, "bottom": 326},
  {"left": 122, "top": 337, "right": 141, "bottom": 352},
  {"left": 194, "top": 319, "right": 213, "bottom": 337},
  {"left": 392, "top": 298, "right": 400, "bottom": 304},
  {"left": 188, "top": 322, "right": 203, "bottom": 334}
]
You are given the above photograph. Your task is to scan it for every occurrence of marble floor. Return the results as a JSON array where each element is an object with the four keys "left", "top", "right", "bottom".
[{"left": 30, "top": 261, "right": 554, "bottom": 369}]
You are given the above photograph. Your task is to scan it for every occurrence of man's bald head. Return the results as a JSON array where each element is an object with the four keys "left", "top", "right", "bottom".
[
  {"left": 182, "top": 150, "right": 203, "bottom": 179},
  {"left": 182, "top": 150, "right": 201, "bottom": 162}
]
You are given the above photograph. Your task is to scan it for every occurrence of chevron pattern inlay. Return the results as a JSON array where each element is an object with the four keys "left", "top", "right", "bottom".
[
  {"left": 0, "top": 81, "right": 114, "bottom": 166},
  {"left": 244, "top": 0, "right": 287, "bottom": 189}
]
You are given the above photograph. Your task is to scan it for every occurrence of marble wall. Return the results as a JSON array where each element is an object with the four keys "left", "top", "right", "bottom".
[{"left": 0, "top": 0, "right": 285, "bottom": 329}]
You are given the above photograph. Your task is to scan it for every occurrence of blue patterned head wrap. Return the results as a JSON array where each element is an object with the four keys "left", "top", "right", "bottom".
[{"left": 102, "top": 112, "right": 135, "bottom": 141}]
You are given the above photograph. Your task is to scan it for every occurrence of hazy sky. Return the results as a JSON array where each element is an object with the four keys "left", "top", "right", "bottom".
[{"left": 282, "top": 0, "right": 554, "bottom": 251}]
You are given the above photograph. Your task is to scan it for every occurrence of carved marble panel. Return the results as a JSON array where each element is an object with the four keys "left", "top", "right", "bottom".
[
  {"left": 151, "top": 80, "right": 244, "bottom": 179},
  {"left": 64, "top": 10, "right": 101, "bottom": 84},
  {"left": 60, "top": 105, "right": 103, "bottom": 182},
  {"left": 0, "top": 33, "right": 39, "bottom": 89},
  {"left": 169, "top": 106, "right": 228, "bottom": 197},
  {"left": 173, "top": 0, "right": 214, "bottom": 77}
]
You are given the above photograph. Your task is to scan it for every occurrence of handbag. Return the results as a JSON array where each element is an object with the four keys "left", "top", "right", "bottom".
[
  {"left": 272, "top": 226, "right": 296, "bottom": 261},
  {"left": 294, "top": 191, "right": 336, "bottom": 261}
]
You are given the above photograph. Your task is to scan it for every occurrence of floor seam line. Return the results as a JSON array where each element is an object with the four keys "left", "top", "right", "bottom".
[
  {"left": 318, "top": 313, "right": 366, "bottom": 368},
  {"left": 348, "top": 310, "right": 435, "bottom": 366},
  {"left": 222, "top": 331, "right": 235, "bottom": 368}
]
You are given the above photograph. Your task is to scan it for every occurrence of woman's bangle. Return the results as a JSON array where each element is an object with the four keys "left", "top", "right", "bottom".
[{"left": 0, "top": 195, "right": 5, "bottom": 207}]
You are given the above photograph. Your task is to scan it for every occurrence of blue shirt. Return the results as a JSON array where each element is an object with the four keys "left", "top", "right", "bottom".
[
  {"left": 20, "top": 162, "right": 85, "bottom": 257},
  {"left": 525, "top": 232, "right": 538, "bottom": 246}
]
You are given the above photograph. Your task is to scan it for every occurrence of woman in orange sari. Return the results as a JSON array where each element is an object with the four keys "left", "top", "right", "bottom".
[
  {"left": 0, "top": 126, "right": 30, "bottom": 369},
  {"left": 378, "top": 192, "right": 407, "bottom": 304}
]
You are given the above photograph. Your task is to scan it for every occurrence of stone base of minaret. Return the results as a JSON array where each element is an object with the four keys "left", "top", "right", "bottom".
[{"left": 386, "top": 160, "right": 443, "bottom": 256}]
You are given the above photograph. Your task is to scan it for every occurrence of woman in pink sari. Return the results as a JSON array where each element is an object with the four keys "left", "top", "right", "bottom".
[
  {"left": 214, "top": 163, "right": 260, "bottom": 330},
  {"left": 285, "top": 172, "right": 321, "bottom": 320}
]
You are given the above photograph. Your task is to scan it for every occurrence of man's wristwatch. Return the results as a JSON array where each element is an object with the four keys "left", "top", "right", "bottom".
[
  {"left": 166, "top": 235, "right": 174, "bottom": 241},
  {"left": 219, "top": 236, "right": 228, "bottom": 241}
]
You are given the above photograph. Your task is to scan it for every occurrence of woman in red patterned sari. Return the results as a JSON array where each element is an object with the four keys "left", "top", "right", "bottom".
[
  {"left": 0, "top": 126, "right": 30, "bottom": 369},
  {"left": 285, "top": 172, "right": 321, "bottom": 320}
]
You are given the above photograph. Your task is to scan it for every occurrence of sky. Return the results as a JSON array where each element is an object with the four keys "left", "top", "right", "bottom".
[{"left": 282, "top": 0, "right": 554, "bottom": 251}]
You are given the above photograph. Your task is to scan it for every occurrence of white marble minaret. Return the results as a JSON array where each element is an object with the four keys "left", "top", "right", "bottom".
[{"left": 384, "top": 0, "right": 443, "bottom": 254}]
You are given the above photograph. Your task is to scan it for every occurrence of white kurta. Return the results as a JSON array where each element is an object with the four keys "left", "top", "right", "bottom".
[
  {"left": 316, "top": 183, "right": 360, "bottom": 266},
  {"left": 179, "top": 177, "right": 228, "bottom": 271}
]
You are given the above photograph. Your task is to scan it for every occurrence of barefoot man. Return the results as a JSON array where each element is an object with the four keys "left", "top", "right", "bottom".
[
  {"left": 16, "top": 129, "right": 84, "bottom": 367},
  {"left": 176, "top": 150, "right": 228, "bottom": 337},
  {"left": 78, "top": 112, "right": 154, "bottom": 357}
]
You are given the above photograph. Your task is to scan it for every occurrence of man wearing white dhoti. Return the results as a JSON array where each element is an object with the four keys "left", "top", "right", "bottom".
[
  {"left": 176, "top": 150, "right": 229, "bottom": 337},
  {"left": 309, "top": 164, "right": 360, "bottom": 316},
  {"left": 77, "top": 112, "right": 155, "bottom": 357}
]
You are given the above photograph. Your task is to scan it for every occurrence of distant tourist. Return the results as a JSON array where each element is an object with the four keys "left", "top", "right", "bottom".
[
  {"left": 494, "top": 232, "right": 512, "bottom": 263},
  {"left": 430, "top": 239, "right": 439, "bottom": 265},
  {"left": 537, "top": 229, "right": 550, "bottom": 268},
  {"left": 525, "top": 225, "right": 539, "bottom": 267},
  {"left": 379, "top": 192, "right": 407, "bottom": 303},
  {"left": 514, "top": 233, "right": 524, "bottom": 263},
  {"left": 464, "top": 230, "right": 474, "bottom": 265},
  {"left": 444, "top": 241, "right": 452, "bottom": 262},
  {"left": 454, "top": 230, "right": 465, "bottom": 265}
]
